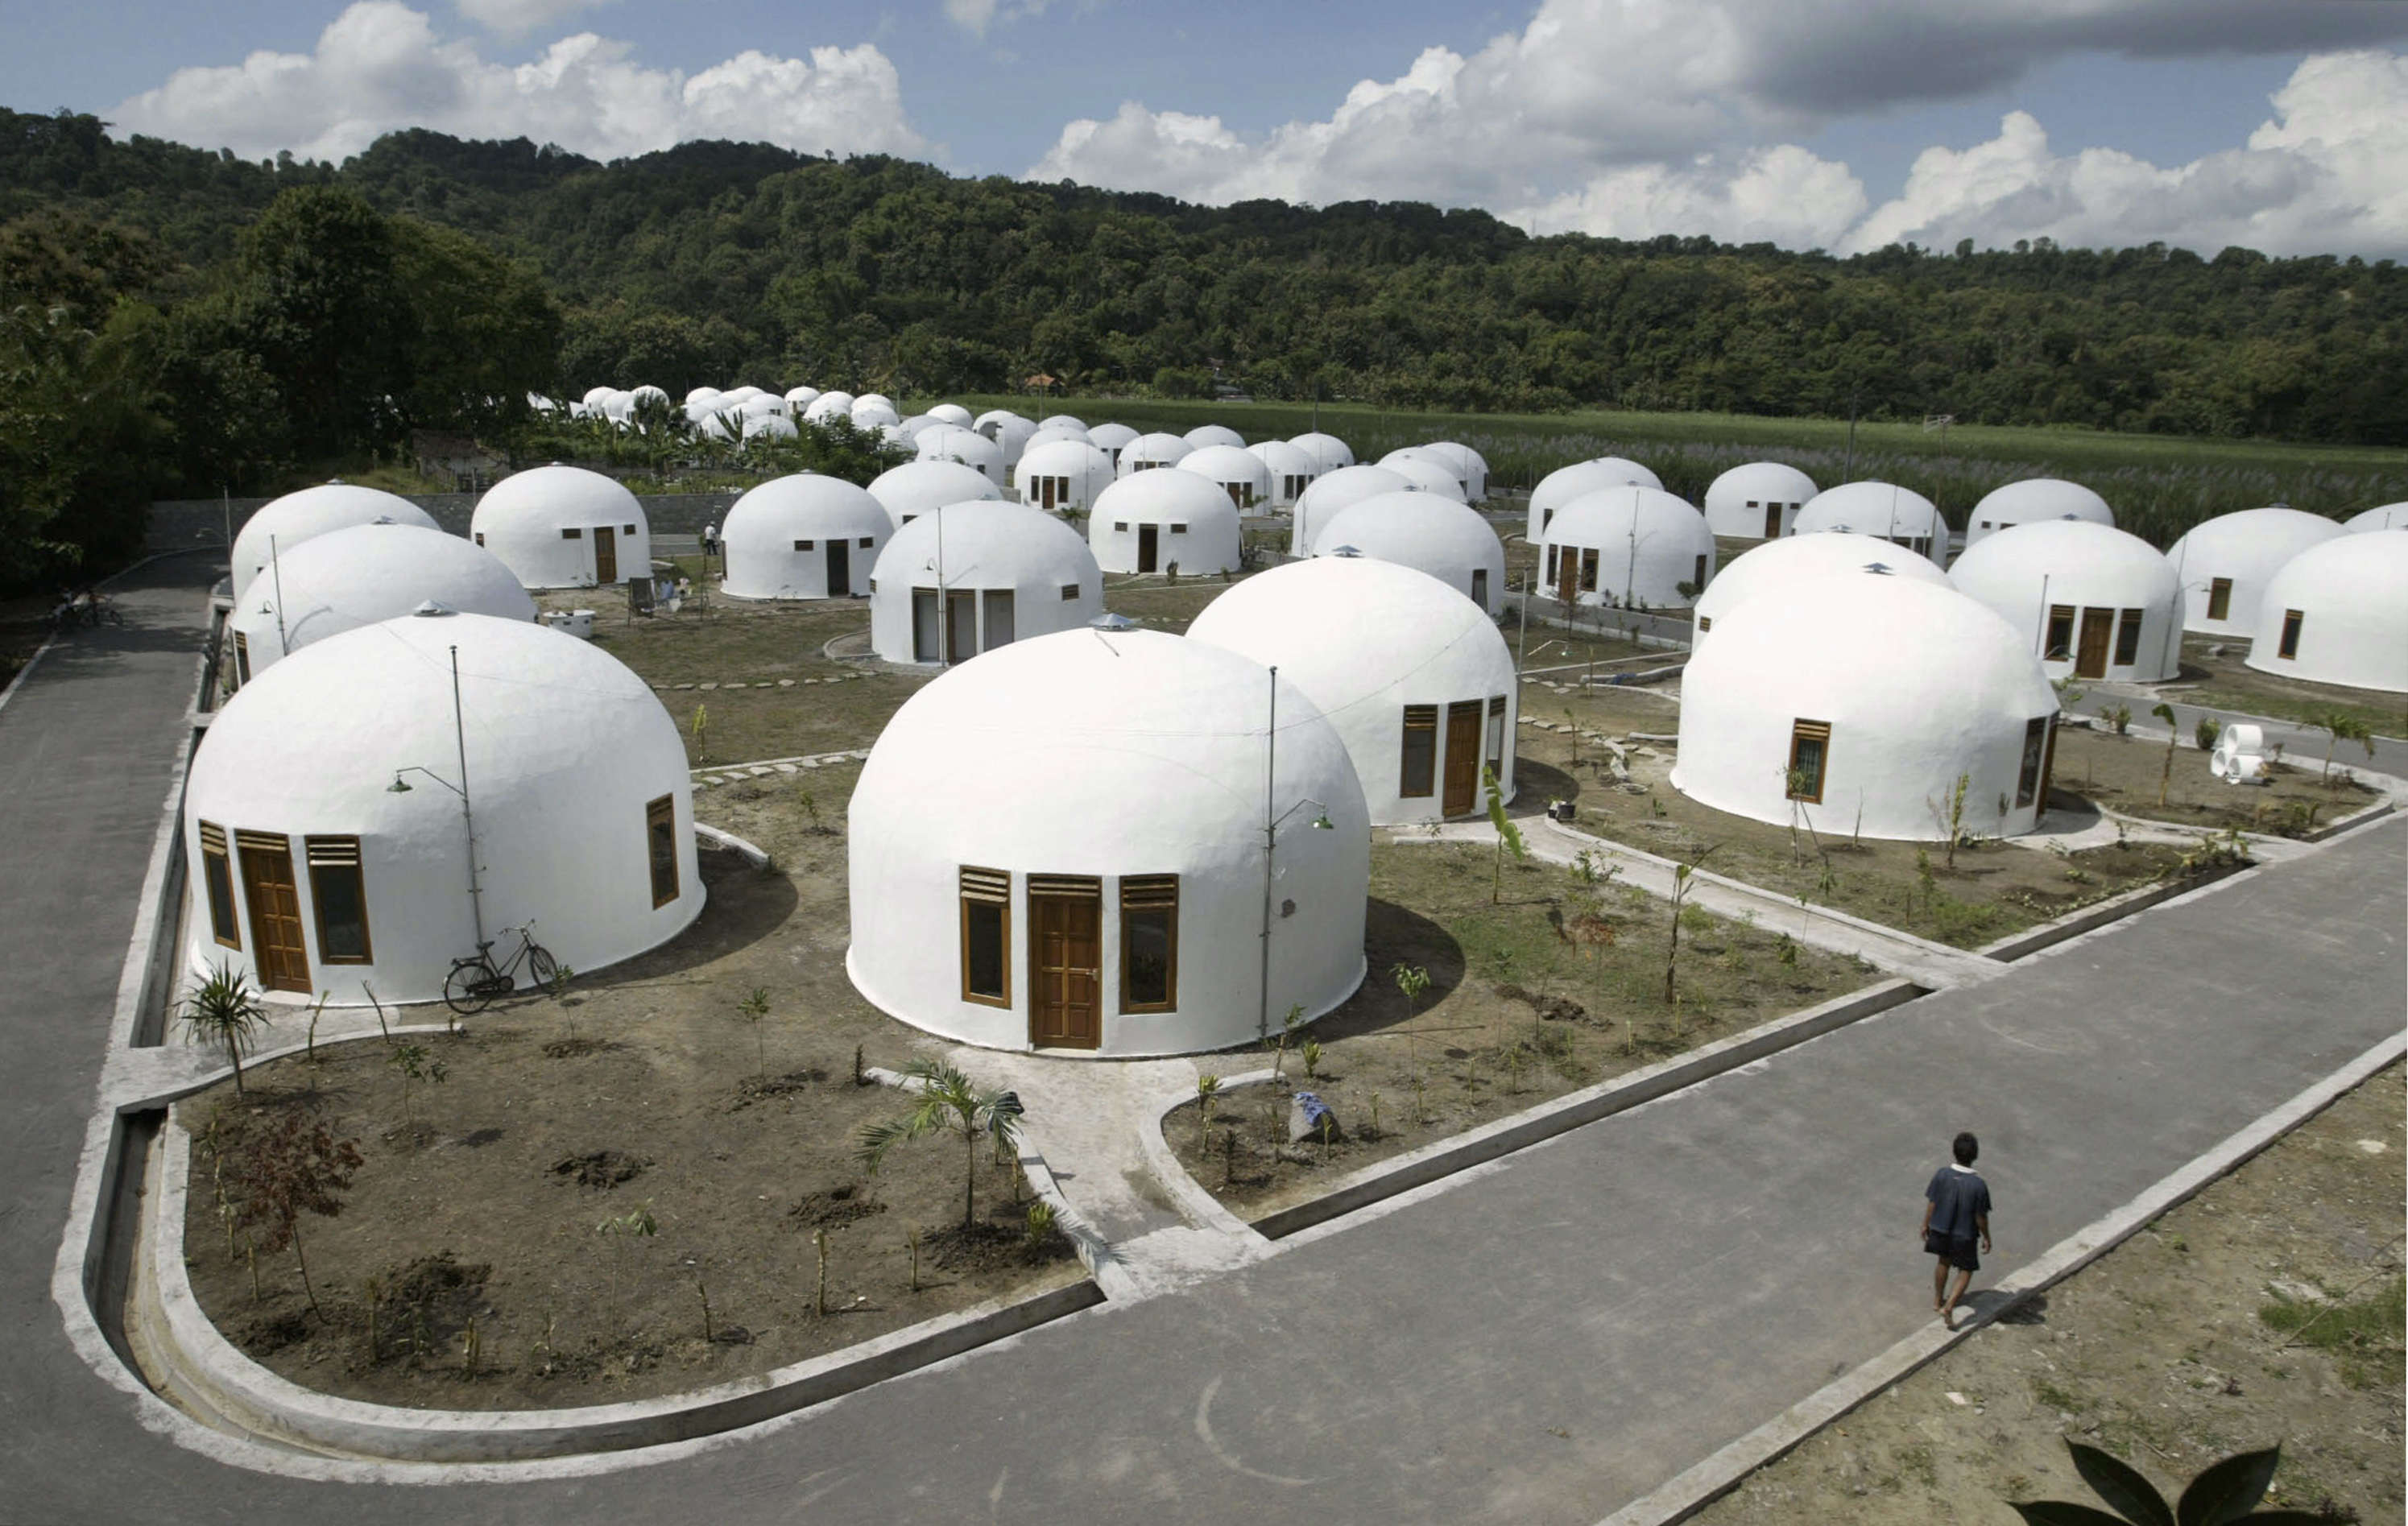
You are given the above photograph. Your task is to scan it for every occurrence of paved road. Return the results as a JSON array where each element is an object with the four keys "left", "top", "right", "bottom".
[{"left": 2, "top": 556, "right": 2402, "bottom": 1524}]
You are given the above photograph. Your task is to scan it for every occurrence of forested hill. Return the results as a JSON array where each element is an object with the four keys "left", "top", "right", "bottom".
[{"left": 4, "top": 106, "right": 2406, "bottom": 453}]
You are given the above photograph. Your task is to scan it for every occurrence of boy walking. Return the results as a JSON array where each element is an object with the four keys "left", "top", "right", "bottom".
[{"left": 1922, "top": 1131, "right": 1992, "bottom": 1330}]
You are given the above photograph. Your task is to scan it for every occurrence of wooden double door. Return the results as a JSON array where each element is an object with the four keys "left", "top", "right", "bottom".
[
  {"left": 236, "top": 831, "right": 312, "bottom": 993},
  {"left": 1028, "top": 876, "right": 1102, "bottom": 1049}
]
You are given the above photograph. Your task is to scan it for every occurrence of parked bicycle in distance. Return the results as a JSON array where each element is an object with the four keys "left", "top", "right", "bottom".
[{"left": 444, "top": 921, "right": 559, "bottom": 1015}]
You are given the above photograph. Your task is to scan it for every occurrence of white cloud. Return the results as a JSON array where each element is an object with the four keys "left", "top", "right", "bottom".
[
  {"left": 942, "top": 0, "right": 997, "bottom": 36},
  {"left": 112, "top": 1, "right": 926, "bottom": 164},
  {"left": 454, "top": 0, "right": 609, "bottom": 37},
  {"left": 1516, "top": 146, "right": 1868, "bottom": 250}
]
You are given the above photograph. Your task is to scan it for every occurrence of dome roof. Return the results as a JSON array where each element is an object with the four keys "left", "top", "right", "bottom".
[
  {"left": 1087, "top": 421, "right": 1140, "bottom": 451},
  {"left": 1947, "top": 520, "right": 2180, "bottom": 681},
  {"left": 1703, "top": 461, "right": 1820, "bottom": 539},
  {"left": 925, "top": 403, "right": 974, "bottom": 428},
  {"left": 721, "top": 386, "right": 767, "bottom": 404},
  {"left": 228, "top": 523, "right": 534, "bottom": 677},
  {"left": 1291, "top": 464, "right": 1410, "bottom": 551},
  {"left": 982, "top": 415, "right": 1038, "bottom": 465},
  {"left": 1177, "top": 445, "right": 1272, "bottom": 498},
  {"left": 2166, "top": 506, "right": 2347, "bottom": 635},
  {"left": 1794, "top": 482, "right": 1947, "bottom": 549},
  {"left": 1118, "top": 432, "right": 1193, "bottom": 473},
  {"left": 1673, "top": 573, "right": 2058, "bottom": 842},
  {"left": 1016, "top": 439, "right": 1117, "bottom": 507},
  {"left": 2343, "top": 502, "right": 2407, "bottom": 533},
  {"left": 1967, "top": 478, "right": 2113, "bottom": 542},
  {"left": 974, "top": 409, "right": 1029, "bottom": 435},
  {"left": 1039, "top": 414, "right": 1087, "bottom": 432},
  {"left": 781, "top": 385, "right": 820, "bottom": 407},
  {"left": 1311, "top": 493, "right": 1507, "bottom": 614},
  {"left": 2245, "top": 531, "right": 2408, "bottom": 693},
  {"left": 688, "top": 387, "right": 724, "bottom": 406},
  {"left": 1248, "top": 439, "right": 1316, "bottom": 475},
  {"left": 186, "top": 611, "right": 699, "bottom": 1003},
  {"left": 743, "top": 412, "right": 798, "bottom": 441},
  {"left": 1188, "top": 557, "right": 1516, "bottom": 825},
  {"left": 867, "top": 460, "right": 1002, "bottom": 526},
  {"left": 1090, "top": 473, "right": 1243, "bottom": 573},
  {"left": 1694, "top": 531, "right": 1946, "bottom": 631},
  {"left": 916, "top": 424, "right": 1006, "bottom": 480},
  {"left": 1528, "top": 457, "right": 1661, "bottom": 540},
  {"left": 721, "top": 475, "right": 890, "bottom": 600},
  {"left": 846, "top": 627, "right": 1368, "bottom": 1056},
  {"left": 1537, "top": 486, "right": 1716, "bottom": 608},
  {"left": 1380, "top": 454, "right": 1470, "bottom": 502},
  {"left": 1093, "top": 469, "right": 1235, "bottom": 526},
  {"left": 1026, "top": 424, "right": 1092, "bottom": 452},
  {"left": 807, "top": 390, "right": 856, "bottom": 418},
  {"left": 230, "top": 483, "right": 439, "bottom": 603},
  {"left": 1184, "top": 424, "right": 1246, "bottom": 450},
  {"left": 740, "top": 394, "right": 788, "bottom": 417},
  {"left": 850, "top": 399, "right": 901, "bottom": 428},
  {"left": 1289, "top": 432, "right": 1355, "bottom": 474},
  {"left": 868, "top": 501, "right": 1103, "bottom": 663},
  {"left": 469, "top": 465, "right": 652, "bottom": 590}
]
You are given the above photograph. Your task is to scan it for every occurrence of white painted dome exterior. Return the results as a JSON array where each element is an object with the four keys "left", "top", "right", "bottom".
[
  {"left": 689, "top": 387, "right": 726, "bottom": 407},
  {"left": 1417, "top": 442, "right": 1488, "bottom": 501},
  {"left": 2165, "top": 507, "right": 2347, "bottom": 637},
  {"left": 974, "top": 409, "right": 1028, "bottom": 435},
  {"left": 1177, "top": 444, "right": 1273, "bottom": 510},
  {"left": 230, "top": 484, "right": 438, "bottom": 604},
  {"left": 1039, "top": 414, "right": 1087, "bottom": 432},
  {"left": 1088, "top": 471, "right": 1242, "bottom": 576},
  {"left": 1673, "top": 573, "right": 2060, "bottom": 842},
  {"left": 742, "top": 411, "right": 798, "bottom": 443},
  {"left": 781, "top": 386, "right": 820, "bottom": 408},
  {"left": 2343, "top": 502, "right": 2406, "bottom": 534},
  {"left": 1535, "top": 487, "right": 1716, "bottom": 610},
  {"left": 721, "top": 387, "right": 767, "bottom": 405},
  {"left": 846, "top": 628, "right": 1367, "bottom": 1057},
  {"left": 921, "top": 403, "right": 970, "bottom": 428},
  {"left": 1947, "top": 521, "right": 2181, "bottom": 682},
  {"left": 1312, "top": 496, "right": 1508, "bottom": 615},
  {"left": 916, "top": 424, "right": 1006, "bottom": 482},
  {"left": 1189, "top": 558, "right": 1516, "bottom": 826},
  {"left": 183, "top": 611, "right": 701, "bottom": 1006},
  {"left": 1703, "top": 461, "right": 1820, "bottom": 540},
  {"left": 470, "top": 466, "right": 652, "bottom": 590},
  {"left": 804, "top": 391, "right": 855, "bottom": 424},
  {"left": 227, "top": 523, "right": 534, "bottom": 683},
  {"left": 1793, "top": 482, "right": 1948, "bottom": 558},
  {"left": 1528, "top": 457, "right": 1661, "bottom": 540},
  {"left": 1118, "top": 432, "right": 1194, "bottom": 475},
  {"left": 1290, "top": 464, "right": 1410, "bottom": 552},
  {"left": 1381, "top": 454, "right": 1470, "bottom": 502},
  {"left": 867, "top": 460, "right": 1002, "bottom": 527},
  {"left": 1247, "top": 440, "right": 1319, "bottom": 508},
  {"left": 1693, "top": 531, "right": 1945, "bottom": 645},
  {"left": 850, "top": 399, "right": 901, "bottom": 429},
  {"left": 2245, "top": 532, "right": 2408, "bottom": 693},
  {"left": 720, "top": 475, "right": 889, "bottom": 601},
  {"left": 739, "top": 394, "right": 788, "bottom": 419},
  {"left": 1087, "top": 422, "right": 1139, "bottom": 459},
  {"left": 1965, "top": 478, "right": 2115, "bottom": 548},
  {"left": 1289, "top": 432, "right": 1355, "bottom": 474},
  {"left": 868, "top": 501, "right": 1103, "bottom": 664},
  {"left": 1015, "top": 439, "right": 1116, "bottom": 515},
  {"left": 1184, "top": 424, "right": 1245, "bottom": 451},
  {"left": 1026, "top": 423, "right": 1092, "bottom": 453},
  {"left": 983, "top": 415, "right": 1038, "bottom": 469}
]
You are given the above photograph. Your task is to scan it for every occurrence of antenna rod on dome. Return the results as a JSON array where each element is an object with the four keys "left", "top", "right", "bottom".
[
  {"left": 1259, "top": 662, "right": 1277, "bottom": 1043},
  {"left": 269, "top": 534, "right": 289, "bottom": 655},
  {"left": 451, "top": 644, "right": 486, "bottom": 950}
]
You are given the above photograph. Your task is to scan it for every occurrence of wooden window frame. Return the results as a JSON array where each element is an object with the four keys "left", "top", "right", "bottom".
[
  {"left": 959, "top": 866, "right": 1012, "bottom": 1007},
  {"left": 232, "top": 631, "right": 252, "bottom": 687},
  {"left": 1059, "top": 584, "right": 1079, "bottom": 602},
  {"left": 561, "top": 527, "right": 583, "bottom": 540},
  {"left": 1169, "top": 523, "right": 1188, "bottom": 535},
  {"left": 2113, "top": 609, "right": 2145, "bottom": 666},
  {"left": 645, "top": 795, "right": 678, "bottom": 908},
  {"left": 1400, "top": 705, "right": 1439, "bottom": 798},
  {"left": 198, "top": 821, "right": 241, "bottom": 950},
  {"left": 1696, "top": 615, "right": 1712, "bottom": 633},
  {"left": 1543, "top": 544, "right": 1559, "bottom": 583},
  {"left": 858, "top": 536, "right": 875, "bottom": 548},
  {"left": 623, "top": 523, "right": 638, "bottom": 536},
  {"left": 1484, "top": 695, "right": 1508, "bottom": 777},
  {"left": 2277, "top": 609, "right": 2302, "bottom": 660},
  {"left": 794, "top": 538, "right": 816, "bottom": 552},
  {"left": 1692, "top": 554, "right": 1708, "bottom": 589},
  {"left": 1119, "top": 874, "right": 1178, "bottom": 1014},
  {"left": 2044, "top": 604, "right": 2075, "bottom": 660},
  {"left": 2016, "top": 717, "right": 2049, "bottom": 808},
  {"left": 1578, "top": 548, "right": 1599, "bottom": 593},
  {"left": 1785, "top": 720, "right": 1831, "bottom": 804},
  {"left": 304, "top": 834, "right": 373, "bottom": 965},
  {"left": 2205, "top": 577, "right": 2232, "bottom": 622},
  {"left": 1471, "top": 568, "right": 1488, "bottom": 607}
]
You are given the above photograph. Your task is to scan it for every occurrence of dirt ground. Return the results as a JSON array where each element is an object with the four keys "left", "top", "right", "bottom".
[
  {"left": 2161, "top": 639, "right": 2408, "bottom": 741},
  {"left": 1512, "top": 688, "right": 2227, "bottom": 949},
  {"left": 2050, "top": 723, "right": 2381, "bottom": 838},
  {"left": 1164, "top": 837, "right": 1871, "bottom": 1218},
  {"left": 1692, "top": 1064, "right": 2405, "bottom": 1526}
]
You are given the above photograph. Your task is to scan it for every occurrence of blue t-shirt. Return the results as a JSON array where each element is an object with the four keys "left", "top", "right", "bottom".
[{"left": 1926, "top": 1165, "right": 1992, "bottom": 1239}]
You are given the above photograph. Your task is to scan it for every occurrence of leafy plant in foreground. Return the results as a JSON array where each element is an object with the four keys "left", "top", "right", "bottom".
[
  {"left": 2009, "top": 1439, "right": 2321, "bottom": 1525},
  {"left": 180, "top": 965, "right": 271, "bottom": 1096}
]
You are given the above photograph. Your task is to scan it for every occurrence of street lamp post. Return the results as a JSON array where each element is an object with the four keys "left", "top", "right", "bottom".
[
  {"left": 385, "top": 642, "right": 486, "bottom": 951},
  {"left": 1257, "top": 661, "right": 1336, "bottom": 1040}
]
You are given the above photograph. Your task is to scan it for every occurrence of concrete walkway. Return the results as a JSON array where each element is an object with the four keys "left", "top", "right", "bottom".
[{"left": 4, "top": 556, "right": 2403, "bottom": 1524}]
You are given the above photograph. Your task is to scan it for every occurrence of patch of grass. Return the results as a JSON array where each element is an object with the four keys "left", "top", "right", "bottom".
[{"left": 2257, "top": 1277, "right": 2406, "bottom": 1372}]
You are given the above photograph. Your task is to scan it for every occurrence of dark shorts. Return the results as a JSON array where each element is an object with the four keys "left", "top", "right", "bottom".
[{"left": 1926, "top": 1230, "right": 1979, "bottom": 1272}]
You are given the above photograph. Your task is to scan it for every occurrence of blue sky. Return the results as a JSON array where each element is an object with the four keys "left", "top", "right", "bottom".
[{"left": 8, "top": 1, "right": 2403, "bottom": 257}]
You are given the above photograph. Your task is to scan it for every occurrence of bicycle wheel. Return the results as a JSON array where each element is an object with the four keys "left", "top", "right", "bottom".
[
  {"left": 526, "top": 945, "right": 559, "bottom": 987},
  {"left": 444, "top": 960, "right": 497, "bottom": 1015}
]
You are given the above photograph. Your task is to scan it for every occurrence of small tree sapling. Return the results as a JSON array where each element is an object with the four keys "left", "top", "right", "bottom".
[{"left": 225, "top": 1110, "right": 362, "bottom": 1317}]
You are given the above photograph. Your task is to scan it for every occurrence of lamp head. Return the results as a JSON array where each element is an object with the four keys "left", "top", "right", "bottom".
[
  {"left": 1310, "top": 812, "right": 1335, "bottom": 830},
  {"left": 386, "top": 771, "right": 412, "bottom": 793}
]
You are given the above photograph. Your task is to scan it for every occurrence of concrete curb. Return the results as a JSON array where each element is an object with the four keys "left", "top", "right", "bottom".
[
  {"left": 1142, "top": 980, "right": 1926, "bottom": 1245},
  {"left": 1140, "top": 1068, "right": 1280, "bottom": 1241},
  {"left": 1592, "top": 1030, "right": 2408, "bottom": 1526},
  {"left": 2302, "top": 797, "right": 2396, "bottom": 842},
  {"left": 0, "top": 628, "right": 60, "bottom": 719},
  {"left": 1976, "top": 858, "right": 2249, "bottom": 962}
]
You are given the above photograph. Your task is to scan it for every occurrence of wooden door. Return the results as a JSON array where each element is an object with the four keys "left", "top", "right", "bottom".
[
  {"left": 912, "top": 589, "right": 941, "bottom": 661},
  {"left": 1556, "top": 545, "right": 1580, "bottom": 603},
  {"left": 593, "top": 524, "right": 618, "bottom": 584},
  {"left": 825, "top": 538, "right": 850, "bottom": 597},
  {"left": 945, "top": 589, "right": 978, "bottom": 663},
  {"left": 1028, "top": 879, "right": 1102, "bottom": 1049},
  {"left": 1442, "top": 701, "right": 1483, "bottom": 817},
  {"left": 1138, "top": 524, "right": 1159, "bottom": 573},
  {"left": 236, "top": 832, "right": 311, "bottom": 993},
  {"left": 1763, "top": 502, "right": 1782, "bottom": 539},
  {"left": 2075, "top": 608, "right": 2114, "bottom": 678}
]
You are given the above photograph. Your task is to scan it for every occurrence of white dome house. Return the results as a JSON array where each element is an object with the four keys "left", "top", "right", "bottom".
[
  {"left": 2245, "top": 532, "right": 2408, "bottom": 693},
  {"left": 1535, "top": 486, "right": 1716, "bottom": 610},
  {"left": 1416, "top": 442, "right": 1488, "bottom": 502},
  {"left": 230, "top": 483, "right": 439, "bottom": 604},
  {"left": 846, "top": 627, "right": 1367, "bottom": 1056},
  {"left": 1117, "top": 432, "right": 1194, "bottom": 476},
  {"left": 1087, "top": 422, "right": 1140, "bottom": 467},
  {"left": 925, "top": 402, "right": 974, "bottom": 429},
  {"left": 1947, "top": 520, "right": 2179, "bottom": 683},
  {"left": 1692, "top": 531, "right": 1947, "bottom": 645},
  {"left": 1090, "top": 471, "right": 1243, "bottom": 576},
  {"left": 719, "top": 475, "right": 889, "bottom": 601},
  {"left": 781, "top": 385, "right": 821, "bottom": 411},
  {"left": 1016, "top": 438, "right": 1116, "bottom": 515},
  {"left": 1673, "top": 573, "right": 2062, "bottom": 842},
  {"left": 225, "top": 523, "right": 535, "bottom": 689},
  {"left": 1025, "top": 422, "right": 1093, "bottom": 455},
  {"left": 2343, "top": 502, "right": 2406, "bottom": 533},
  {"left": 182, "top": 610, "right": 701, "bottom": 1005},
  {"left": 982, "top": 414, "right": 1038, "bottom": 470},
  {"left": 1248, "top": 439, "right": 1319, "bottom": 508},
  {"left": 1312, "top": 496, "right": 1508, "bottom": 615},
  {"left": 1793, "top": 482, "right": 1948, "bottom": 560},
  {"left": 1184, "top": 424, "right": 1246, "bottom": 451},
  {"left": 916, "top": 424, "right": 1007, "bottom": 482},
  {"left": 1527, "top": 457, "right": 1662, "bottom": 542},
  {"left": 1290, "top": 464, "right": 1411, "bottom": 552},
  {"left": 2165, "top": 506, "right": 2348, "bottom": 637},
  {"left": 1177, "top": 443, "right": 1274, "bottom": 511},
  {"left": 470, "top": 465, "right": 652, "bottom": 589},
  {"left": 867, "top": 460, "right": 1002, "bottom": 527},
  {"left": 1703, "top": 461, "right": 1820, "bottom": 541},
  {"left": 804, "top": 391, "right": 856, "bottom": 425},
  {"left": 1964, "top": 478, "right": 2115, "bottom": 548},
  {"left": 869, "top": 501, "right": 1104, "bottom": 664},
  {"left": 1289, "top": 432, "right": 1355, "bottom": 475},
  {"left": 1190, "top": 557, "right": 1516, "bottom": 825},
  {"left": 1379, "top": 453, "right": 1470, "bottom": 502}
]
